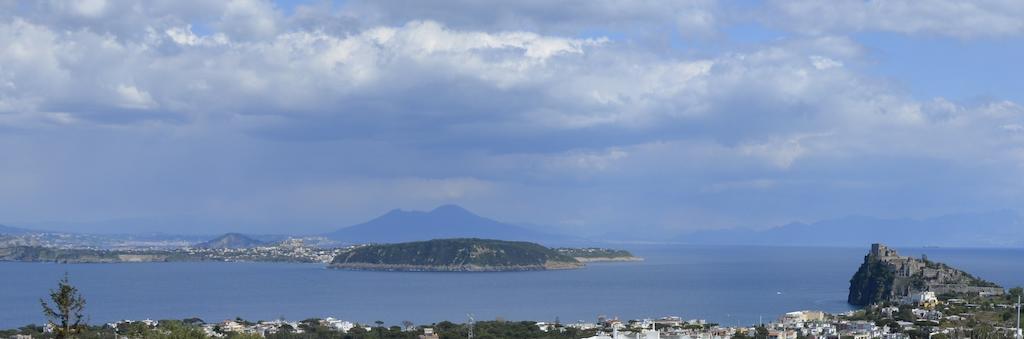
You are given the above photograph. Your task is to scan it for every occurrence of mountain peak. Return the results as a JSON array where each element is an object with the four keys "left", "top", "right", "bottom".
[
  {"left": 429, "top": 204, "right": 474, "bottom": 215},
  {"left": 194, "top": 233, "right": 264, "bottom": 249},
  {"left": 326, "top": 205, "right": 559, "bottom": 244}
]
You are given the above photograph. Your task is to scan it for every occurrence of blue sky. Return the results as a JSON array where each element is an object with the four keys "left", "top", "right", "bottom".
[{"left": 1, "top": 0, "right": 1023, "bottom": 235}]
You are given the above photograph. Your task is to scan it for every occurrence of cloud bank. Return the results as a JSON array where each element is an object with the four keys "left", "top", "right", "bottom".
[{"left": 1, "top": 0, "right": 1022, "bottom": 234}]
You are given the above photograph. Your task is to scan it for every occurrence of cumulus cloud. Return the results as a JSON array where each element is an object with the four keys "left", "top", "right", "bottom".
[
  {"left": 339, "top": 0, "right": 720, "bottom": 37},
  {"left": 0, "top": 0, "right": 1022, "bottom": 234},
  {"left": 765, "top": 0, "right": 1024, "bottom": 38}
]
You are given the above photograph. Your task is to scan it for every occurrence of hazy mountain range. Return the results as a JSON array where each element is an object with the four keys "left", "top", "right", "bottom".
[
  {"left": 0, "top": 224, "right": 31, "bottom": 235},
  {"left": 3, "top": 207, "right": 1023, "bottom": 248},
  {"left": 676, "top": 210, "right": 1024, "bottom": 248},
  {"left": 325, "top": 205, "right": 564, "bottom": 244},
  {"left": 193, "top": 233, "right": 266, "bottom": 249}
]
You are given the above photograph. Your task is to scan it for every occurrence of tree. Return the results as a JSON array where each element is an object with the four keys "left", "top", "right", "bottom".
[
  {"left": 1009, "top": 286, "right": 1023, "bottom": 299},
  {"left": 374, "top": 320, "right": 385, "bottom": 339},
  {"left": 402, "top": 320, "right": 414, "bottom": 331},
  {"left": 754, "top": 325, "right": 770, "bottom": 339},
  {"left": 40, "top": 273, "right": 87, "bottom": 339},
  {"left": 897, "top": 305, "right": 915, "bottom": 322}
]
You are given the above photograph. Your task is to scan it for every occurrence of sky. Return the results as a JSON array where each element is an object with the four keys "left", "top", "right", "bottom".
[{"left": 1, "top": 0, "right": 1023, "bottom": 235}]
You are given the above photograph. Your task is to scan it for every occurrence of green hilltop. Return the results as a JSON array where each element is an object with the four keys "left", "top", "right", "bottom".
[{"left": 330, "top": 238, "right": 582, "bottom": 272}]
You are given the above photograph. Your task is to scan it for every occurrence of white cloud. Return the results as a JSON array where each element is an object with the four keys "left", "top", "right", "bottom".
[
  {"left": 766, "top": 0, "right": 1024, "bottom": 38},
  {"left": 1, "top": 1, "right": 1024, "bottom": 233},
  {"left": 341, "top": 0, "right": 721, "bottom": 37},
  {"left": 67, "top": 0, "right": 109, "bottom": 18},
  {"left": 809, "top": 55, "right": 842, "bottom": 70},
  {"left": 218, "top": 0, "right": 279, "bottom": 40},
  {"left": 115, "top": 84, "right": 156, "bottom": 109}
]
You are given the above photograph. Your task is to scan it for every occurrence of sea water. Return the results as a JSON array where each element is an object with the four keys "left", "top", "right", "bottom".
[{"left": 2, "top": 245, "right": 1021, "bottom": 328}]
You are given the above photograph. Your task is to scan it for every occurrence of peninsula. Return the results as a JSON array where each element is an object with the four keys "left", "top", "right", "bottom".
[
  {"left": 848, "top": 243, "right": 1003, "bottom": 306},
  {"left": 329, "top": 238, "right": 584, "bottom": 271},
  {"left": 555, "top": 247, "right": 643, "bottom": 262}
]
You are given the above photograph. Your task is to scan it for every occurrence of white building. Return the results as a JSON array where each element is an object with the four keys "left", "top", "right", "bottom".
[
  {"left": 323, "top": 317, "right": 355, "bottom": 332},
  {"left": 902, "top": 291, "right": 938, "bottom": 306}
]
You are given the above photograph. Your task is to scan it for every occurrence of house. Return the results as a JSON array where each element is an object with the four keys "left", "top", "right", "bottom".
[
  {"left": 881, "top": 306, "right": 900, "bottom": 318},
  {"left": 655, "top": 316, "right": 684, "bottom": 327},
  {"left": 768, "top": 330, "right": 797, "bottom": 339},
  {"left": 419, "top": 327, "right": 440, "bottom": 339},
  {"left": 841, "top": 331, "right": 871, "bottom": 339},
  {"left": 911, "top": 308, "right": 942, "bottom": 320},
  {"left": 323, "top": 317, "right": 355, "bottom": 332},
  {"left": 902, "top": 291, "right": 939, "bottom": 308},
  {"left": 219, "top": 320, "right": 245, "bottom": 333},
  {"left": 781, "top": 311, "right": 825, "bottom": 325}
]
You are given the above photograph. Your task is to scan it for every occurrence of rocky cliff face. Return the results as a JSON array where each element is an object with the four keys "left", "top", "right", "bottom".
[{"left": 848, "top": 244, "right": 1003, "bottom": 306}]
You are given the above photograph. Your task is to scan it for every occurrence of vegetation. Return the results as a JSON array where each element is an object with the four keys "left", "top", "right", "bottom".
[
  {"left": 920, "top": 256, "right": 1000, "bottom": 288},
  {"left": 1, "top": 246, "right": 125, "bottom": 263},
  {"left": 0, "top": 319, "right": 596, "bottom": 339},
  {"left": 330, "top": 238, "right": 580, "bottom": 271},
  {"left": 40, "top": 274, "right": 87, "bottom": 339},
  {"left": 1009, "top": 286, "right": 1023, "bottom": 299},
  {"left": 848, "top": 255, "right": 896, "bottom": 306},
  {"left": 554, "top": 247, "right": 636, "bottom": 259}
]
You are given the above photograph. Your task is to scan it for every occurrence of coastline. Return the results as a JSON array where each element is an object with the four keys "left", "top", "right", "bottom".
[
  {"left": 328, "top": 261, "right": 584, "bottom": 272},
  {"left": 573, "top": 256, "right": 644, "bottom": 263}
]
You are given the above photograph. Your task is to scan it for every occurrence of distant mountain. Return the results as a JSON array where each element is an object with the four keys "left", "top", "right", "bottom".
[
  {"left": 329, "top": 238, "right": 582, "bottom": 271},
  {"left": 679, "top": 210, "right": 1024, "bottom": 248},
  {"left": 326, "top": 205, "right": 562, "bottom": 244},
  {"left": 193, "top": 233, "right": 265, "bottom": 249},
  {"left": 0, "top": 224, "right": 33, "bottom": 235}
]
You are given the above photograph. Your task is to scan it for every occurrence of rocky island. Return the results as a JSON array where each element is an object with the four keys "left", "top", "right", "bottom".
[
  {"left": 329, "top": 238, "right": 585, "bottom": 271},
  {"left": 848, "top": 243, "right": 1004, "bottom": 306}
]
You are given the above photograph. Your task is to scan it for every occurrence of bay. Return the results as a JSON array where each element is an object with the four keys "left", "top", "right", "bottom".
[{"left": 2, "top": 245, "right": 1021, "bottom": 329}]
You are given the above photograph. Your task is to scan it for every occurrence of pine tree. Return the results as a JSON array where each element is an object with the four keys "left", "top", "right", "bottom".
[{"left": 40, "top": 273, "right": 87, "bottom": 339}]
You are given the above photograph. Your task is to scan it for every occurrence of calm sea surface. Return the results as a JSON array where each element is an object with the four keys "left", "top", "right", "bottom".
[{"left": 1, "top": 245, "right": 1021, "bottom": 328}]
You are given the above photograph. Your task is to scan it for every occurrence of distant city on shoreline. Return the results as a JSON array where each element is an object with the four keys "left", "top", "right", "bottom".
[
  {"left": 3, "top": 237, "right": 1021, "bottom": 339},
  {"left": 4, "top": 1, "right": 1024, "bottom": 338}
]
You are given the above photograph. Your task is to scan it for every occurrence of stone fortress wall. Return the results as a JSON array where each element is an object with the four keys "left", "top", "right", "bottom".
[{"left": 869, "top": 243, "right": 1004, "bottom": 298}]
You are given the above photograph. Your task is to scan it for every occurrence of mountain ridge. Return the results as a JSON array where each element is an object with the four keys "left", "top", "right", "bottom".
[
  {"left": 677, "top": 210, "right": 1024, "bottom": 248},
  {"left": 193, "top": 233, "right": 265, "bottom": 249},
  {"left": 0, "top": 224, "right": 33, "bottom": 235},
  {"left": 329, "top": 238, "right": 582, "bottom": 272},
  {"left": 325, "top": 205, "right": 563, "bottom": 244}
]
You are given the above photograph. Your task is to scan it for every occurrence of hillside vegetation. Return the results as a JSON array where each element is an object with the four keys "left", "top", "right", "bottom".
[{"left": 330, "top": 238, "right": 582, "bottom": 271}]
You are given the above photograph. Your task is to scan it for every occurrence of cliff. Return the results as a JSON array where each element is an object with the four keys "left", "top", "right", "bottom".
[
  {"left": 0, "top": 246, "right": 174, "bottom": 263},
  {"left": 848, "top": 244, "right": 1003, "bottom": 306},
  {"left": 329, "top": 238, "right": 583, "bottom": 272}
]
